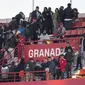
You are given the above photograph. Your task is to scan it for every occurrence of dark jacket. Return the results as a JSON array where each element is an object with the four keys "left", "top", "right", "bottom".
[
  {"left": 41, "top": 62, "right": 49, "bottom": 70},
  {"left": 17, "top": 58, "right": 25, "bottom": 72},
  {"left": 64, "top": 7, "right": 73, "bottom": 19},
  {"left": 28, "top": 22, "right": 39, "bottom": 40},
  {"left": 9, "top": 65, "right": 16, "bottom": 72},
  {"left": 31, "top": 10, "right": 41, "bottom": 21},
  {"left": 9, "top": 35, "right": 17, "bottom": 48},
  {"left": 34, "top": 63, "right": 42, "bottom": 71},
  {"left": 65, "top": 46, "right": 74, "bottom": 62},
  {"left": 24, "top": 61, "right": 35, "bottom": 72},
  {"left": 15, "top": 13, "right": 25, "bottom": 26},
  {"left": 52, "top": 58, "right": 58, "bottom": 66},
  {"left": 42, "top": 11, "right": 52, "bottom": 29},
  {"left": 48, "top": 61, "right": 56, "bottom": 75},
  {"left": 59, "top": 9, "right": 64, "bottom": 22}
]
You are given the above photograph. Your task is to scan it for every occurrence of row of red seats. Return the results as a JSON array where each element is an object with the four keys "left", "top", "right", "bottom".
[
  {"left": 72, "top": 22, "right": 85, "bottom": 28},
  {"left": 65, "top": 29, "right": 85, "bottom": 36}
]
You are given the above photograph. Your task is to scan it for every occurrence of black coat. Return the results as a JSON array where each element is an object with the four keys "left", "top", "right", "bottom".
[
  {"left": 41, "top": 62, "right": 49, "bottom": 70},
  {"left": 31, "top": 10, "right": 41, "bottom": 20},
  {"left": 15, "top": 14, "right": 22, "bottom": 25},
  {"left": 27, "top": 22, "right": 39, "bottom": 40},
  {"left": 59, "top": 9, "right": 64, "bottom": 22},
  {"left": 64, "top": 7, "right": 74, "bottom": 19},
  {"left": 9, "top": 35, "right": 17, "bottom": 48},
  {"left": 65, "top": 46, "right": 74, "bottom": 62},
  {"left": 42, "top": 11, "right": 53, "bottom": 32},
  {"left": 48, "top": 61, "right": 56, "bottom": 75},
  {"left": 24, "top": 61, "right": 35, "bottom": 72},
  {"left": 16, "top": 59, "right": 25, "bottom": 72},
  {"left": 42, "top": 11, "right": 50, "bottom": 29}
]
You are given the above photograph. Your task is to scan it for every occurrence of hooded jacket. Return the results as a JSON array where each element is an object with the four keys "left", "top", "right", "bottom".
[
  {"left": 59, "top": 58, "right": 66, "bottom": 72},
  {"left": 1, "top": 64, "right": 9, "bottom": 78},
  {"left": 52, "top": 9, "right": 59, "bottom": 21}
]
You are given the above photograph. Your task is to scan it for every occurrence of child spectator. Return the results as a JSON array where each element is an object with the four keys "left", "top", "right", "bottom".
[{"left": 59, "top": 55, "right": 66, "bottom": 79}]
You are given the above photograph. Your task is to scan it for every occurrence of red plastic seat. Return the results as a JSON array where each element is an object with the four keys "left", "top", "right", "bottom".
[
  {"left": 71, "top": 30, "right": 77, "bottom": 35},
  {"left": 65, "top": 30, "right": 71, "bottom": 36},
  {"left": 77, "top": 29, "right": 83, "bottom": 35},
  {"left": 72, "top": 22, "right": 84, "bottom": 28}
]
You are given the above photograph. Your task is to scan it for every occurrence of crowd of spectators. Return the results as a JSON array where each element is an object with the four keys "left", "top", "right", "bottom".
[
  {"left": 0, "top": 3, "right": 79, "bottom": 49},
  {"left": 0, "top": 41, "right": 84, "bottom": 82},
  {"left": 0, "top": 3, "right": 84, "bottom": 82}
]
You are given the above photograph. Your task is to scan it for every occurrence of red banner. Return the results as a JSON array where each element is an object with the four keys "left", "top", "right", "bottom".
[{"left": 24, "top": 38, "right": 80, "bottom": 62}]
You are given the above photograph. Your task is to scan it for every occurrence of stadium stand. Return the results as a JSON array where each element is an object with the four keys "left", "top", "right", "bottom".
[{"left": 0, "top": 3, "right": 85, "bottom": 84}]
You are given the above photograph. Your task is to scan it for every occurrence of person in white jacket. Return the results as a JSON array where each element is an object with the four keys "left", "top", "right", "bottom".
[{"left": 1, "top": 64, "right": 9, "bottom": 81}]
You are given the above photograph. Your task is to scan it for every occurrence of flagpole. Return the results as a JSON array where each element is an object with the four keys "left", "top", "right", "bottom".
[
  {"left": 32, "top": 0, "right": 34, "bottom": 11},
  {"left": 70, "top": 0, "right": 72, "bottom": 5}
]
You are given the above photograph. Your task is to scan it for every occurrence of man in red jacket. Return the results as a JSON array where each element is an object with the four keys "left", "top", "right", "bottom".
[{"left": 59, "top": 55, "right": 66, "bottom": 79}]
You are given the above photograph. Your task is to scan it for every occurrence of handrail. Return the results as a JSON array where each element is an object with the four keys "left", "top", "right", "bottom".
[
  {"left": 24, "top": 37, "right": 80, "bottom": 43},
  {"left": 0, "top": 43, "right": 21, "bottom": 64},
  {"left": 0, "top": 71, "right": 48, "bottom": 82}
]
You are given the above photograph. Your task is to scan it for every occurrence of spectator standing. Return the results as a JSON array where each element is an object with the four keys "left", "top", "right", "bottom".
[
  {"left": 52, "top": 8, "right": 59, "bottom": 33},
  {"left": 9, "top": 17, "right": 17, "bottom": 30},
  {"left": 7, "top": 32, "right": 17, "bottom": 60},
  {"left": 31, "top": 6, "right": 41, "bottom": 22},
  {"left": 28, "top": 13, "right": 32, "bottom": 24},
  {"left": 64, "top": 3, "right": 74, "bottom": 30},
  {"left": 59, "top": 6, "right": 64, "bottom": 23},
  {"left": 73, "top": 8, "right": 78, "bottom": 21},
  {"left": 1, "top": 63, "right": 9, "bottom": 82},
  {"left": 64, "top": 42, "right": 74, "bottom": 78},
  {"left": 16, "top": 58, "right": 25, "bottom": 72},
  {"left": 47, "top": 7, "right": 53, "bottom": 34},
  {"left": 81, "top": 33, "right": 85, "bottom": 66},
  {"left": 74, "top": 44, "right": 82, "bottom": 70},
  {"left": 42, "top": 7, "right": 49, "bottom": 33},
  {"left": 41, "top": 58, "right": 49, "bottom": 70},
  {"left": 15, "top": 12, "right": 25, "bottom": 27},
  {"left": 48, "top": 57, "right": 56, "bottom": 79},
  {"left": 48, "top": 7, "right": 53, "bottom": 16},
  {"left": 24, "top": 58, "right": 35, "bottom": 81},
  {"left": 31, "top": 19, "right": 39, "bottom": 41},
  {"left": 34, "top": 60, "right": 42, "bottom": 81}
]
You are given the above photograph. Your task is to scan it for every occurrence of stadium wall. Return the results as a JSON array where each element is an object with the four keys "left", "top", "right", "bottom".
[{"left": 0, "top": 78, "right": 85, "bottom": 85}]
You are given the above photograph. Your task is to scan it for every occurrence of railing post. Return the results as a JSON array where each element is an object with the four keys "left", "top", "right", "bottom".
[{"left": 46, "top": 71, "right": 49, "bottom": 80}]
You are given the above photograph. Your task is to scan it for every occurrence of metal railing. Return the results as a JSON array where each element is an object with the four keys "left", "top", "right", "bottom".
[{"left": 0, "top": 71, "right": 48, "bottom": 82}]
